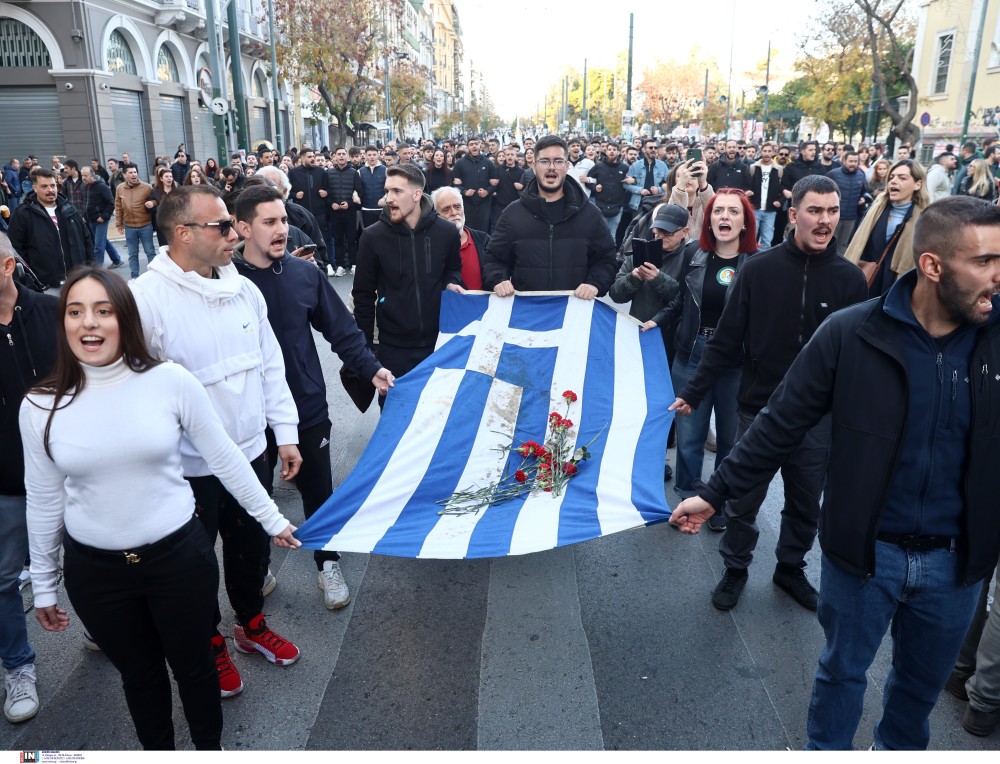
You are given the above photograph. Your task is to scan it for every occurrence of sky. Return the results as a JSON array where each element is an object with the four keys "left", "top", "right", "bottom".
[{"left": 454, "top": 0, "right": 819, "bottom": 121}]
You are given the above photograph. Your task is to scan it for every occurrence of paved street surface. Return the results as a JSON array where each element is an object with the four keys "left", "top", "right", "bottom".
[{"left": 2, "top": 270, "right": 996, "bottom": 752}]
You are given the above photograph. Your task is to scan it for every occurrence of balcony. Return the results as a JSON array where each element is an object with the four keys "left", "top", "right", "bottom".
[{"left": 154, "top": 0, "right": 207, "bottom": 34}]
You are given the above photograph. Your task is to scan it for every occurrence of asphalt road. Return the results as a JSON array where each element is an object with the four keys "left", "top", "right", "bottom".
[{"left": 2, "top": 269, "right": 996, "bottom": 752}]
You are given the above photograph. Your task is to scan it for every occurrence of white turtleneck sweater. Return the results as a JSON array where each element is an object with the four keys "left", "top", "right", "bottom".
[{"left": 20, "top": 358, "right": 289, "bottom": 609}]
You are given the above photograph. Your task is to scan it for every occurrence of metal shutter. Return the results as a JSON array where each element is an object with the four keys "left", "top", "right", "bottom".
[
  {"left": 251, "top": 106, "right": 270, "bottom": 148},
  {"left": 195, "top": 106, "right": 219, "bottom": 165},
  {"left": 111, "top": 90, "right": 149, "bottom": 182},
  {"left": 160, "top": 96, "right": 187, "bottom": 159},
  {"left": 0, "top": 87, "right": 64, "bottom": 161}
]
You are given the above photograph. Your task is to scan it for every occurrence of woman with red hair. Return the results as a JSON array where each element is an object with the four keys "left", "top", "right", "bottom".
[{"left": 644, "top": 189, "right": 758, "bottom": 527}]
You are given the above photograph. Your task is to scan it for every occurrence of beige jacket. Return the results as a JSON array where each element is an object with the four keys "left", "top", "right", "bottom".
[
  {"left": 115, "top": 181, "right": 154, "bottom": 229},
  {"left": 843, "top": 192, "right": 925, "bottom": 276}
]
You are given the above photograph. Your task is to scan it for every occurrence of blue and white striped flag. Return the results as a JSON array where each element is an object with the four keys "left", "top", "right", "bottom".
[{"left": 295, "top": 292, "right": 674, "bottom": 558}]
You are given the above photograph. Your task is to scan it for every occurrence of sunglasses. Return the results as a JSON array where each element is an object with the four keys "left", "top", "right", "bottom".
[{"left": 183, "top": 220, "right": 234, "bottom": 237}]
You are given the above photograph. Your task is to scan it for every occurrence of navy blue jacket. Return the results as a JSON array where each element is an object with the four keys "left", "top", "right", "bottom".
[
  {"left": 826, "top": 166, "right": 868, "bottom": 221},
  {"left": 699, "top": 269, "right": 1000, "bottom": 584},
  {"left": 234, "top": 254, "right": 381, "bottom": 429},
  {"left": 0, "top": 283, "right": 58, "bottom": 495},
  {"left": 358, "top": 163, "right": 387, "bottom": 209}
]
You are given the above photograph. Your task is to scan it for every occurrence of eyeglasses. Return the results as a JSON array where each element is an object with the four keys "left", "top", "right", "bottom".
[
  {"left": 183, "top": 220, "right": 234, "bottom": 237},
  {"left": 535, "top": 158, "right": 569, "bottom": 169},
  {"left": 778, "top": 152, "right": 789, "bottom": 157}
]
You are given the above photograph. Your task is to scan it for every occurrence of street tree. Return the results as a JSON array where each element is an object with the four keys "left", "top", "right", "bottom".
[
  {"left": 273, "top": 0, "right": 405, "bottom": 145},
  {"left": 388, "top": 61, "right": 432, "bottom": 139}
]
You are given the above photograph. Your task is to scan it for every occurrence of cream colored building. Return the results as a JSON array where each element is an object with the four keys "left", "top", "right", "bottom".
[
  {"left": 912, "top": 0, "right": 1000, "bottom": 159},
  {"left": 431, "top": 0, "right": 464, "bottom": 120}
]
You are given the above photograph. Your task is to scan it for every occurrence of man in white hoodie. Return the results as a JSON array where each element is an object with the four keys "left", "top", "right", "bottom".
[{"left": 131, "top": 186, "right": 303, "bottom": 699}]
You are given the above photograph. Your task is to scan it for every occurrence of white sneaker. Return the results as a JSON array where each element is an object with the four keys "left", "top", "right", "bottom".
[
  {"left": 17, "top": 569, "right": 30, "bottom": 592},
  {"left": 4, "top": 663, "right": 39, "bottom": 723},
  {"left": 350, "top": 265, "right": 356, "bottom": 276},
  {"left": 326, "top": 264, "right": 335, "bottom": 277},
  {"left": 82, "top": 631, "right": 101, "bottom": 651},
  {"left": 334, "top": 266, "right": 348, "bottom": 277},
  {"left": 318, "top": 561, "right": 350, "bottom": 610},
  {"left": 263, "top": 568, "right": 276, "bottom": 598}
]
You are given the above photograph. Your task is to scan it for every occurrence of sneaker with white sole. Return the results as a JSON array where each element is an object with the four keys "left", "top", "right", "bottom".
[
  {"left": 82, "top": 631, "right": 101, "bottom": 651},
  {"left": 334, "top": 266, "right": 348, "bottom": 277},
  {"left": 17, "top": 569, "right": 30, "bottom": 592},
  {"left": 350, "top": 265, "right": 356, "bottom": 275},
  {"left": 318, "top": 561, "right": 351, "bottom": 610},
  {"left": 211, "top": 635, "right": 244, "bottom": 698},
  {"left": 233, "top": 614, "right": 300, "bottom": 666},
  {"left": 262, "top": 568, "right": 276, "bottom": 598},
  {"left": 326, "top": 264, "right": 335, "bottom": 277},
  {"left": 4, "top": 663, "right": 39, "bottom": 723}
]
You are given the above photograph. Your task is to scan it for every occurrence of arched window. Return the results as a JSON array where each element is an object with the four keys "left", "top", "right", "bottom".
[
  {"left": 156, "top": 46, "right": 179, "bottom": 83},
  {"left": 253, "top": 71, "right": 266, "bottom": 99},
  {"left": 0, "top": 17, "right": 52, "bottom": 67},
  {"left": 106, "top": 30, "right": 137, "bottom": 75}
]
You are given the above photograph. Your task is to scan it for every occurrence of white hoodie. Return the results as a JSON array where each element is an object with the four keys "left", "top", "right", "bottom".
[{"left": 131, "top": 251, "right": 299, "bottom": 477}]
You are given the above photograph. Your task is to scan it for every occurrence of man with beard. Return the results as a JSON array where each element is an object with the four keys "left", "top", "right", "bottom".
[
  {"left": 432, "top": 186, "right": 490, "bottom": 291},
  {"left": 353, "top": 163, "right": 463, "bottom": 404},
  {"left": 492, "top": 146, "right": 525, "bottom": 228},
  {"left": 233, "top": 185, "right": 392, "bottom": 610},
  {"left": 483, "top": 135, "right": 616, "bottom": 298},
  {"left": 706, "top": 140, "right": 752, "bottom": 193},
  {"left": 288, "top": 148, "right": 330, "bottom": 243},
  {"left": 589, "top": 142, "right": 630, "bottom": 235},
  {"left": 781, "top": 141, "right": 826, "bottom": 202},
  {"left": 668, "top": 175, "right": 868, "bottom": 613},
  {"left": 452, "top": 137, "right": 498, "bottom": 233},
  {"left": 670, "top": 196, "right": 1000, "bottom": 751}
]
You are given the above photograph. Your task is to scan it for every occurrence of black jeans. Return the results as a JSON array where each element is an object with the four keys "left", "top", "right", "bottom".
[
  {"left": 719, "top": 411, "right": 830, "bottom": 572},
  {"left": 186, "top": 452, "right": 271, "bottom": 630},
  {"left": 375, "top": 343, "right": 434, "bottom": 410},
  {"left": 327, "top": 210, "right": 358, "bottom": 269},
  {"left": 266, "top": 421, "right": 338, "bottom": 570},
  {"left": 64, "top": 519, "right": 222, "bottom": 750}
]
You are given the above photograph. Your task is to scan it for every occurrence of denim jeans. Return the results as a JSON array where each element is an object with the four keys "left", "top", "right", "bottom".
[
  {"left": 755, "top": 209, "right": 776, "bottom": 249},
  {"left": 89, "top": 220, "right": 121, "bottom": 266},
  {"left": 125, "top": 224, "right": 157, "bottom": 278},
  {"left": 806, "top": 542, "right": 981, "bottom": 749},
  {"left": 603, "top": 210, "right": 623, "bottom": 237},
  {"left": 0, "top": 494, "right": 35, "bottom": 672},
  {"left": 670, "top": 335, "right": 739, "bottom": 497}
]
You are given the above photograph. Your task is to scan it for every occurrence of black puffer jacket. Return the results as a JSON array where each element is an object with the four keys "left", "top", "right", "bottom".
[
  {"left": 326, "top": 164, "right": 363, "bottom": 208},
  {"left": 353, "top": 197, "right": 462, "bottom": 348},
  {"left": 482, "top": 177, "right": 617, "bottom": 294},
  {"left": 83, "top": 178, "right": 115, "bottom": 222},
  {"left": 0, "top": 283, "right": 58, "bottom": 495},
  {"left": 288, "top": 164, "right": 330, "bottom": 222},
  {"left": 8, "top": 192, "right": 93, "bottom": 289}
]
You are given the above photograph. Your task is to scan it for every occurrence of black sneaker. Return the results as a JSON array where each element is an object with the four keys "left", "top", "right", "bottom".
[
  {"left": 707, "top": 511, "right": 727, "bottom": 532},
  {"left": 712, "top": 569, "right": 748, "bottom": 610},
  {"left": 945, "top": 670, "right": 972, "bottom": 702},
  {"left": 663, "top": 463, "right": 673, "bottom": 482},
  {"left": 773, "top": 566, "right": 819, "bottom": 611}
]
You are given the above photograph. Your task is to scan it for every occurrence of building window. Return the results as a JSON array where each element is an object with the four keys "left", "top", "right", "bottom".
[
  {"left": 156, "top": 46, "right": 179, "bottom": 82},
  {"left": 933, "top": 32, "right": 954, "bottom": 95},
  {"left": 107, "top": 30, "right": 137, "bottom": 75},
  {"left": 253, "top": 71, "right": 266, "bottom": 98},
  {"left": 0, "top": 17, "right": 52, "bottom": 67}
]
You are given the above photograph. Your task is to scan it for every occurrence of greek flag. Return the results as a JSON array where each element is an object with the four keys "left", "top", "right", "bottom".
[{"left": 295, "top": 292, "right": 674, "bottom": 558}]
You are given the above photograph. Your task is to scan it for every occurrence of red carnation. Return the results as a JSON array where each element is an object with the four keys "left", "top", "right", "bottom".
[
  {"left": 517, "top": 443, "right": 532, "bottom": 457},
  {"left": 561, "top": 419, "right": 574, "bottom": 429},
  {"left": 562, "top": 390, "right": 578, "bottom": 403},
  {"left": 515, "top": 469, "right": 527, "bottom": 483},
  {"left": 563, "top": 462, "right": 578, "bottom": 475},
  {"left": 534, "top": 444, "right": 549, "bottom": 458},
  {"left": 549, "top": 412, "right": 563, "bottom": 425}
]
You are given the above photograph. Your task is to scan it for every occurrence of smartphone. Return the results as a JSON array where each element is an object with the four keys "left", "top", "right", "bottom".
[
  {"left": 688, "top": 148, "right": 703, "bottom": 163},
  {"left": 300, "top": 244, "right": 318, "bottom": 255},
  {"left": 633, "top": 238, "right": 662, "bottom": 269}
]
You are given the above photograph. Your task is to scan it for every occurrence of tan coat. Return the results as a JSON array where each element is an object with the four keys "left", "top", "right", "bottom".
[
  {"left": 115, "top": 181, "right": 154, "bottom": 230},
  {"left": 843, "top": 192, "right": 925, "bottom": 276}
]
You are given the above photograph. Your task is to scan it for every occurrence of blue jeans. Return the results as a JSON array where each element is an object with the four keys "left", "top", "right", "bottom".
[
  {"left": 89, "top": 220, "right": 121, "bottom": 266},
  {"left": 806, "top": 542, "right": 981, "bottom": 750},
  {"left": 603, "top": 210, "right": 622, "bottom": 237},
  {"left": 755, "top": 209, "right": 776, "bottom": 249},
  {"left": 125, "top": 224, "right": 157, "bottom": 278},
  {"left": 670, "top": 334, "right": 739, "bottom": 496},
  {"left": 0, "top": 494, "right": 34, "bottom": 672}
]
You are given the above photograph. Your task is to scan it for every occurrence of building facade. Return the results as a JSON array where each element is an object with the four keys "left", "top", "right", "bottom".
[
  {"left": 0, "top": 0, "right": 293, "bottom": 181},
  {"left": 911, "top": 0, "right": 1000, "bottom": 158}
]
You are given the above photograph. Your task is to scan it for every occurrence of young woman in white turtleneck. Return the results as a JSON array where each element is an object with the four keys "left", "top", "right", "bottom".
[{"left": 20, "top": 268, "right": 299, "bottom": 750}]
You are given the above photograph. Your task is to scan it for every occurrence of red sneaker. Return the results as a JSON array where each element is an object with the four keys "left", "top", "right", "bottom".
[
  {"left": 211, "top": 635, "right": 244, "bottom": 698},
  {"left": 233, "top": 614, "right": 300, "bottom": 666}
]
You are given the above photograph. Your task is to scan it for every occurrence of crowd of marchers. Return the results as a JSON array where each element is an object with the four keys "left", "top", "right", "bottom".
[{"left": 0, "top": 128, "right": 999, "bottom": 752}]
